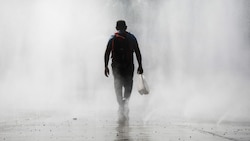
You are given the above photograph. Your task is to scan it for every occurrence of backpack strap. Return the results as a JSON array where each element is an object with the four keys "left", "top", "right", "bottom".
[
  {"left": 114, "top": 32, "right": 126, "bottom": 39},
  {"left": 112, "top": 32, "right": 126, "bottom": 51}
]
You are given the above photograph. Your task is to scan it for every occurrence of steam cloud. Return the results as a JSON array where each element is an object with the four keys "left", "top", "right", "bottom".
[{"left": 0, "top": 0, "right": 249, "bottom": 122}]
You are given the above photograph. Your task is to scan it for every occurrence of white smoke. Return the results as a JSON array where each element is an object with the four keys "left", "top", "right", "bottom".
[{"left": 0, "top": 0, "right": 249, "bottom": 122}]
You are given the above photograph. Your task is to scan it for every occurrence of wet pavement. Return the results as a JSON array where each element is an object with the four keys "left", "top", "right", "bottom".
[{"left": 0, "top": 110, "right": 250, "bottom": 141}]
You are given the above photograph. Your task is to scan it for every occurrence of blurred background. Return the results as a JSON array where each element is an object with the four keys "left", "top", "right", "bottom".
[{"left": 0, "top": 0, "right": 249, "bottom": 123}]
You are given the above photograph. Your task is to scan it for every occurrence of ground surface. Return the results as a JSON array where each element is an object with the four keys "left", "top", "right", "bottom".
[{"left": 0, "top": 110, "right": 250, "bottom": 141}]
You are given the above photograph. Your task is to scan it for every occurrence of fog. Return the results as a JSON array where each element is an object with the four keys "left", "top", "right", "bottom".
[{"left": 0, "top": 0, "right": 249, "bottom": 123}]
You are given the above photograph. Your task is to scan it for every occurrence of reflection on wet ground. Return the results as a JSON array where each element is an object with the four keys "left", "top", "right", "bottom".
[
  {"left": 0, "top": 111, "right": 250, "bottom": 141},
  {"left": 115, "top": 121, "right": 131, "bottom": 141}
]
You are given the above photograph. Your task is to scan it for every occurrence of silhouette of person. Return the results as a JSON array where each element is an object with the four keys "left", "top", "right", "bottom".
[{"left": 104, "top": 20, "right": 143, "bottom": 122}]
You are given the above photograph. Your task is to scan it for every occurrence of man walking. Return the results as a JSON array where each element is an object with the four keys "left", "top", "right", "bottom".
[{"left": 104, "top": 20, "right": 143, "bottom": 122}]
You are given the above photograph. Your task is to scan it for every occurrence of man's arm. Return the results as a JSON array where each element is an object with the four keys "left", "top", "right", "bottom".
[
  {"left": 104, "top": 39, "right": 112, "bottom": 77},
  {"left": 133, "top": 38, "right": 143, "bottom": 74}
]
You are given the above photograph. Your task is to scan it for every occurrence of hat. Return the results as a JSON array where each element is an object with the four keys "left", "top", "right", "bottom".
[{"left": 116, "top": 20, "right": 127, "bottom": 30}]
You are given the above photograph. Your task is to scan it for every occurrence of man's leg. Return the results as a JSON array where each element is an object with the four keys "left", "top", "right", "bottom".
[
  {"left": 123, "top": 77, "right": 132, "bottom": 120},
  {"left": 124, "top": 78, "right": 133, "bottom": 99},
  {"left": 112, "top": 66, "right": 126, "bottom": 122},
  {"left": 112, "top": 65, "right": 124, "bottom": 107},
  {"left": 124, "top": 65, "right": 134, "bottom": 99},
  {"left": 114, "top": 78, "right": 127, "bottom": 122},
  {"left": 114, "top": 78, "right": 123, "bottom": 107}
]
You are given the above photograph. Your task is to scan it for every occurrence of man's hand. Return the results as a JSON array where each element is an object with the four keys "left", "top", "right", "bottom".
[
  {"left": 105, "top": 67, "right": 110, "bottom": 77},
  {"left": 137, "top": 66, "right": 143, "bottom": 74}
]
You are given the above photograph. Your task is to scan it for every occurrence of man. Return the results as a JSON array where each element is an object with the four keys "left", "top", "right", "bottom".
[{"left": 104, "top": 20, "right": 143, "bottom": 122}]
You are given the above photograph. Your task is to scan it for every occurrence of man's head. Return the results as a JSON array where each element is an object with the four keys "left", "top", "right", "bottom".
[{"left": 116, "top": 20, "right": 127, "bottom": 31}]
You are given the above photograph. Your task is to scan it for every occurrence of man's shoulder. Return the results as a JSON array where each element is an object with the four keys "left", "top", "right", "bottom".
[
  {"left": 126, "top": 32, "right": 136, "bottom": 40},
  {"left": 108, "top": 35, "right": 115, "bottom": 42},
  {"left": 109, "top": 31, "right": 136, "bottom": 41},
  {"left": 110, "top": 34, "right": 115, "bottom": 39},
  {"left": 126, "top": 32, "right": 134, "bottom": 36}
]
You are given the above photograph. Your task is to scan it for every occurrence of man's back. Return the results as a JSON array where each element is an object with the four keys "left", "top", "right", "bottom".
[{"left": 111, "top": 31, "right": 135, "bottom": 67}]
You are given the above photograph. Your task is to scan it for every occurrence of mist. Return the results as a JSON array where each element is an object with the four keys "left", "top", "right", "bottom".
[{"left": 0, "top": 0, "right": 250, "bottom": 123}]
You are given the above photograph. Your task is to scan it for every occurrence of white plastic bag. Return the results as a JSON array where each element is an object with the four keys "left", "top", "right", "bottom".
[{"left": 137, "top": 74, "right": 149, "bottom": 95}]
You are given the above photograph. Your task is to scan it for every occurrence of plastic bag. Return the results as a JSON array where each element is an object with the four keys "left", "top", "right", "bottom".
[{"left": 137, "top": 74, "right": 149, "bottom": 95}]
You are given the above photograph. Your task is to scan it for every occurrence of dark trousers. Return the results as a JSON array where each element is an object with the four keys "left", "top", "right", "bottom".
[{"left": 112, "top": 63, "right": 134, "bottom": 107}]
